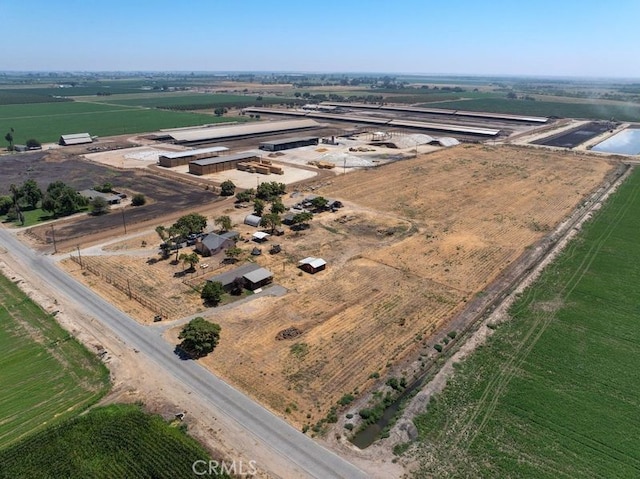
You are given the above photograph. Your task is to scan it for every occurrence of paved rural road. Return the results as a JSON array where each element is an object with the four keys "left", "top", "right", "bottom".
[{"left": 0, "top": 229, "right": 368, "bottom": 479}]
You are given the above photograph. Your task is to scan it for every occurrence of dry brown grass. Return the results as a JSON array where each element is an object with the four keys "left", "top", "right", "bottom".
[{"left": 66, "top": 144, "right": 614, "bottom": 428}]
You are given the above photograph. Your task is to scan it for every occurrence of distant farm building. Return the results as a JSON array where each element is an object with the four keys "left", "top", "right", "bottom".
[
  {"left": 188, "top": 152, "right": 258, "bottom": 176},
  {"left": 244, "top": 214, "right": 262, "bottom": 227},
  {"left": 259, "top": 136, "right": 319, "bottom": 152},
  {"left": 195, "top": 231, "right": 239, "bottom": 256},
  {"left": 156, "top": 119, "right": 322, "bottom": 146},
  {"left": 158, "top": 146, "right": 229, "bottom": 167},
  {"left": 59, "top": 133, "right": 92, "bottom": 146},
  {"left": 298, "top": 257, "right": 327, "bottom": 274},
  {"left": 78, "top": 189, "right": 122, "bottom": 205}
]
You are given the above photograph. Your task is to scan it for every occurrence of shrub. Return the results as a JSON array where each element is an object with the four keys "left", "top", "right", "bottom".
[
  {"left": 131, "top": 193, "right": 146, "bottom": 206},
  {"left": 393, "top": 442, "right": 410, "bottom": 456},
  {"left": 447, "top": 330, "right": 457, "bottom": 339},
  {"left": 345, "top": 413, "right": 354, "bottom": 419},
  {"left": 338, "top": 394, "right": 355, "bottom": 406},
  {"left": 434, "top": 344, "right": 443, "bottom": 352},
  {"left": 359, "top": 409, "right": 373, "bottom": 420},
  {"left": 344, "top": 423, "right": 354, "bottom": 431}
]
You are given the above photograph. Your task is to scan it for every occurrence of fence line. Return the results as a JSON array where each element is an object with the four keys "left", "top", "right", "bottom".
[{"left": 70, "top": 255, "right": 174, "bottom": 319}]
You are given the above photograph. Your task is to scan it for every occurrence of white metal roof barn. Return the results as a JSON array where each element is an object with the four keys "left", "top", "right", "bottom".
[
  {"left": 59, "top": 133, "right": 92, "bottom": 145},
  {"left": 167, "top": 119, "right": 322, "bottom": 144}
]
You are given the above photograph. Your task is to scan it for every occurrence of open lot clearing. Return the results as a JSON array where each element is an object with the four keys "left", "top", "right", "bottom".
[
  {"left": 0, "top": 404, "right": 224, "bottom": 479},
  {"left": 0, "top": 270, "right": 109, "bottom": 449},
  {"left": 47, "top": 143, "right": 614, "bottom": 433},
  {"left": 409, "top": 167, "right": 640, "bottom": 478},
  {"left": 135, "top": 145, "right": 609, "bottom": 429}
]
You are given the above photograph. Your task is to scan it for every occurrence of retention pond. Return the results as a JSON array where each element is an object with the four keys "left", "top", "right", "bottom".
[{"left": 592, "top": 128, "right": 640, "bottom": 155}]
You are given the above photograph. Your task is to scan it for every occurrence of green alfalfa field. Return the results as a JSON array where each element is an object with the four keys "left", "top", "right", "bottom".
[
  {"left": 0, "top": 101, "right": 238, "bottom": 145},
  {"left": 0, "top": 271, "right": 109, "bottom": 449},
  {"left": 409, "top": 167, "right": 640, "bottom": 478}
]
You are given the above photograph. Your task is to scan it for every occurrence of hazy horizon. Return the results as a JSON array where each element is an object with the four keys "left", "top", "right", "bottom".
[{"left": 3, "top": 0, "right": 639, "bottom": 78}]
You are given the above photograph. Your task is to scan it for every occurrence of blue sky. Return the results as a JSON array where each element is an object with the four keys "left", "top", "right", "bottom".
[{"left": 2, "top": 0, "right": 638, "bottom": 78}]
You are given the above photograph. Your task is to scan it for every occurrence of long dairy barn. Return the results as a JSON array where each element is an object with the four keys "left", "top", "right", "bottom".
[{"left": 155, "top": 119, "right": 322, "bottom": 145}]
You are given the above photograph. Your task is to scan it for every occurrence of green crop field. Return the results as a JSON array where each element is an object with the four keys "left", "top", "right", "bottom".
[
  {"left": 0, "top": 272, "right": 109, "bottom": 450},
  {"left": 0, "top": 101, "right": 237, "bottom": 144},
  {"left": 411, "top": 168, "right": 640, "bottom": 478},
  {"left": 424, "top": 97, "right": 640, "bottom": 121},
  {"left": 0, "top": 404, "right": 229, "bottom": 479},
  {"left": 101, "top": 93, "right": 292, "bottom": 109}
]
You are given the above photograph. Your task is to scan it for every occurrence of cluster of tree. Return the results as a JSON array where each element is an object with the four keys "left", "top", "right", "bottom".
[
  {"left": 42, "top": 181, "right": 88, "bottom": 217},
  {"left": 156, "top": 212, "right": 207, "bottom": 259},
  {"left": 93, "top": 182, "right": 113, "bottom": 193},
  {"left": 177, "top": 317, "right": 221, "bottom": 358},
  {"left": 201, "top": 281, "right": 224, "bottom": 306},
  {"left": 213, "top": 107, "right": 229, "bottom": 117}
]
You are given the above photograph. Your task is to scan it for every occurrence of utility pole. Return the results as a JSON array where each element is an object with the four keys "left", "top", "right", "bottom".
[
  {"left": 121, "top": 207, "right": 127, "bottom": 234},
  {"left": 76, "top": 244, "right": 83, "bottom": 268},
  {"left": 51, "top": 225, "right": 57, "bottom": 254}
]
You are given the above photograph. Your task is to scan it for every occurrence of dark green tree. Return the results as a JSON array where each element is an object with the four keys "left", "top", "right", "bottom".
[
  {"left": 270, "top": 197, "right": 286, "bottom": 215},
  {"left": 90, "top": 196, "right": 109, "bottom": 215},
  {"left": 253, "top": 198, "right": 265, "bottom": 216},
  {"left": 235, "top": 188, "right": 255, "bottom": 203},
  {"left": 178, "top": 317, "right": 221, "bottom": 358},
  {"left": 25, "top": 139, "right": 41, "bottom": 149},
  {"left": 201, "top": 281, "right": 225, "bottom": 306},
  {"left": 214, "top": 215, "right": 232, "bottom": 232},
  {"left": 131, "top": 193, "right": 146, "bottom": 206},
  {"left": 20, "top": 179, "right": 42, "bottom": 209},
  {"left": 4, "top": 129, "right": 14, "bottom": 150},
  {"left": 220, "top": 180, "right": 236, "bottom": 196},
  {"left": 291, "top": 212, "right": 313, "bottom": 230},
  {"left": 310, "top": 196, "right": 329, "bottom": 211},
  {"left": 260, "top": 212, "right": 281, "bottom": 234},
  {"left": 0, "top": 196, "right": 12, "bottom": 215},
  {"left": 173, "top": 213, "right": 207, "bottom": 234}
]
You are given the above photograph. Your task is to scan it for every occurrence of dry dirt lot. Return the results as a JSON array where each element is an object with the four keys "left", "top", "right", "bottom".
[{"left": 61, "top": 144, "right": 615, "bottom": 431}]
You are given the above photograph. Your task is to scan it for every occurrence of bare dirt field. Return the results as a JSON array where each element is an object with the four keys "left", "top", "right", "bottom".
[
  {"left": 147, "top": 144, "right": 613, "bottom": 430},
  {"left": 47, "top": 143, "right": 615, "bottom": 433}
]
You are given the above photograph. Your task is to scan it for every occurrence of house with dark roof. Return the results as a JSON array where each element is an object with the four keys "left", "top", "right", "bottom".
[{"left": 195, "top": 231, "right": 239, "bottom": 257}]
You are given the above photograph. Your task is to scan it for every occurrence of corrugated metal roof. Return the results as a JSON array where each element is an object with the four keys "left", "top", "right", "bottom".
[
  {"left": 160, "top": 146, "right": 229, "bottom": 159},
  {"left": 206, "top": 263, "right": 260, "bottom": 286},
  {"left": 244, "top": 214, "right": 262, "bottom": 227},
  {"left": 259, "top": 136, "right": 319, "bottom": 146},
  {"left": 299, "top": 257, "right": 326, "bottom": 268},
  {"left": 60, "top": 133, "right": 92, "bottom": 145},
  {"left": 389, "top": 119, "right": 499, "bottom": 136},
  {"left": 253, "top": 232, "right": 270, "bottom": 240},
  {"left": 243, "top": 267, "right": 273, "bottom": 284},
  {"left": 169, "top": 119, "right": 321, "bottom": 143},
  {"left": 190, "top": 152, "right": 257, "bottom": 166}
]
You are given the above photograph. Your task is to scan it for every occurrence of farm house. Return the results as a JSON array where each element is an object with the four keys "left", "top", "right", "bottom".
[
  {"left": 195, "top": 231, "right": 238, "bottom": 256},
  {"left": 205, "top": 263, "right": 261, "bottom": 292}
]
